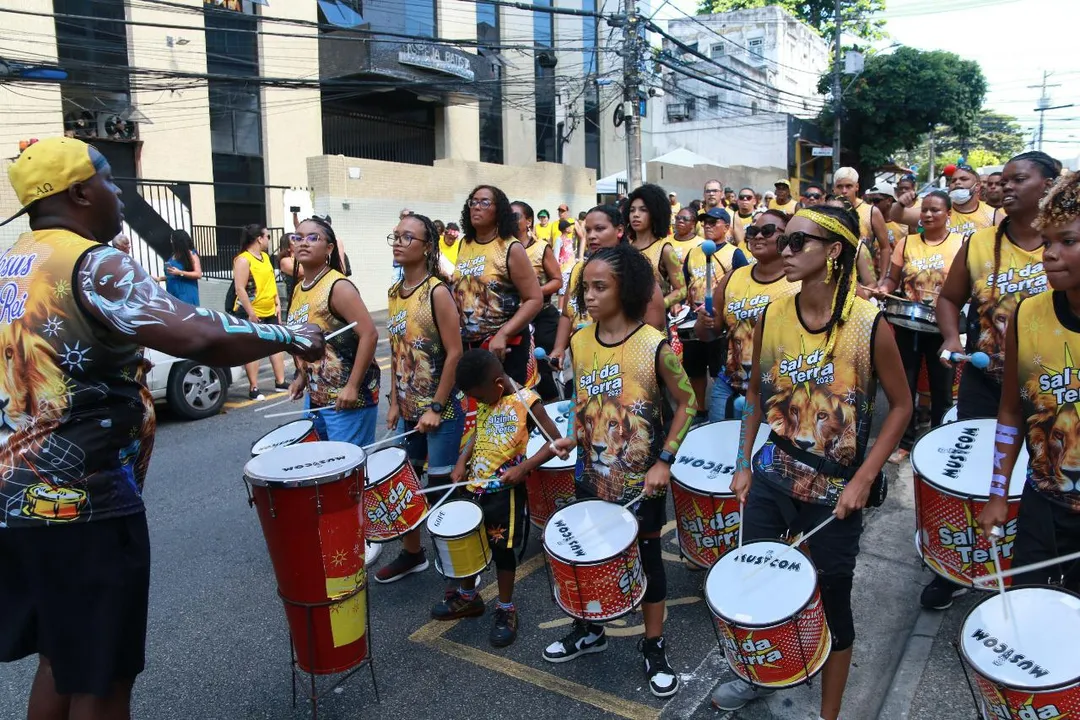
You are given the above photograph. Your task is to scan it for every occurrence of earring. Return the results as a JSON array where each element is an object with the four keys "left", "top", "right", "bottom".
[{"left": 825, "top": 256, "right": 834, "bottom": 283}]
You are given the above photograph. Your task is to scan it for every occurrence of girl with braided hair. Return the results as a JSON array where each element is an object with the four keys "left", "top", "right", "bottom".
[
  {"left": 978, "top": 170, "right": 1080, "bottom": 592},
  {"left": 714, "top": 205, "right": 910, "bottom": 720},
  {"left": 377, "top": 213, "right": 467, "bottom": 583}
]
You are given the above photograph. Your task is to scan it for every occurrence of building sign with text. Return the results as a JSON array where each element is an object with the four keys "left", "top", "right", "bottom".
[{"left": 397, "top": 44, "right": 475, "bottom": 81}]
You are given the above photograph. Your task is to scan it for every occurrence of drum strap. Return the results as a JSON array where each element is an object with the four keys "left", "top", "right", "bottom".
[{"left": 767, "top": 431, "right": 887, "bottom": 508}]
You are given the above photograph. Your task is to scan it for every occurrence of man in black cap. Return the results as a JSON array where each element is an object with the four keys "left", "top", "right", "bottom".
[{"left": 0, "top": 137, "right": 325, "bottom": 719}]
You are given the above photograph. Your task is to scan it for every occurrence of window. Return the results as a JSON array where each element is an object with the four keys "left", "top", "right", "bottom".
[
  {"left": 477, "top": 0, "right": 503, "bottom": 164},
  {"left": 361, "top": 0, "right": 436, "bottom": 39},
  {"left": 707, "top": 95, "right": 719, "bottom": 109},
  {"left": 710, "top": 42, "right": 725, "bottom": 60},
  {"left": 209, "top": 84, "right": 262, "bottom": 157},
  {"left": 582, "top": 0, "right": 600, "bottom": 172},
  {"left": 534, "top": 0, "right": 557, "bottom": 162},
  {"left": 666, "top": 100, "right": 693, "bottom": 122},
  {"left": 748, "top": 37, "right": 764, "bottom": 50},
  {"left": 680, "top": 41, "right": 698, "bottom": 57}
]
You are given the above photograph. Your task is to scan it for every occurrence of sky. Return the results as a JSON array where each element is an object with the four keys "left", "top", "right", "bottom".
[{"left": 654, "top": 0, "right": 1080, "bottom": 167}]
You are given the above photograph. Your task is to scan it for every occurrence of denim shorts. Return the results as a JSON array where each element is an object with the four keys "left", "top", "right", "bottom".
[
  {"left": 307, "top": 396, "right": 378, "bottom": 446},
  {"left": 708, "top": 374, "right": 740, "bottom": 422},
  {"left": 396, "top": 412, "right": 466, "bottom": 477}
]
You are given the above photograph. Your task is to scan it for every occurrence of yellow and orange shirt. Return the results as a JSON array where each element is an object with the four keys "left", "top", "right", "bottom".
[
  {"left": 466, "top": 388, "right": 540, "bottom": 493},
  {"left": 891, "top": 232, "right": 964, "bottom": 306},
  {"left": 453, "top": 237, "right": 522, "bottom": 343}
]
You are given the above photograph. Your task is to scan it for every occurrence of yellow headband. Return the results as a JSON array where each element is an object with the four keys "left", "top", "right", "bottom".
[{"left": 795, "top": 209, "right": 859, "bottom": 248}]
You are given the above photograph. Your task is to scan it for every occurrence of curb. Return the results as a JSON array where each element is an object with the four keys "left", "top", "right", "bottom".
[{"left": 875, "top": 608, "right": 947, "bottom": 720}]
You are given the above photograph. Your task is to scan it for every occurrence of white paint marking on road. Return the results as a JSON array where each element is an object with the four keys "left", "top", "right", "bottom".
[{"left": 659, "top": 646, "right": 727, "bottom": 720}]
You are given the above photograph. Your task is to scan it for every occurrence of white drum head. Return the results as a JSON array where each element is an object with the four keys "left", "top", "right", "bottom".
[
  {"left": 706, "top": 540, "right": 816, "bottom": 626},
  {"left": 544, "top": 499, "right": 638, "bottom": 563},
  {"left": 941, "top": 405, "right": 958, "bottom": 424},
  {"left": 961, "top": 587, "right": 1080, "bottom": 690},
  {"left": 528, "top": 401, "right": 577, "bottom": 469},
  {"left": 365, "top": 447, "right": 408, "bottom": 486},
  {"left": 427, "top": 500, "right": 483, "bottom": 538},
  {"left": 669, "top": 306, "right": 690, "bottom": 325},
  {"left": 911, "top": 419, "right": 1027, "bottom": 497},
  {"left": 251, "top": 419, "right": 314, "bottom": 455},
  {"left": 244, "top": 441, "right": 366, "bottom": 487},
  {"left": 673, "top": 422, "right": 770, "bottom": 494}
]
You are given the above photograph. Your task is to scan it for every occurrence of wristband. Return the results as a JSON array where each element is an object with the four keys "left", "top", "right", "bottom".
[
  {"left": 995, "top": 422, "right": 1019, "bottom": 445},
  {"left": 989, "top": 474, "right": 1008, "bottom": 497},
  {"left": 939, "top": 349, "right": 952, "bottom": 363}
]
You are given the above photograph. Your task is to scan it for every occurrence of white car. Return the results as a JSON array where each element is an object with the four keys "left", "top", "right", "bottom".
[{"left": 144, "top": 349, "right": 243, "bottom": 420}]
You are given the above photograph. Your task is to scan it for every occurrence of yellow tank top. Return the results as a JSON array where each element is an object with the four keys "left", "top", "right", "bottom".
[
  {"left": 467, "top": 388, "right": 540, "bottom": 493},
  {"left": 885, "top": 221, "right": 906, "bottom": 247},
  {"left": 682, "top": 243, "right": 731, "bottom": 307},
  {"left": 287, "top": 269, "right": 379, "bottom": 408},
  {"left": 638, "top": 239, "right": 672, "bottom": 288},
  {"left": 768, "top": 198, "right": 798, "bottom": 214},
  {"left": 895, "top": 232, "right": 964, "bottom": 305},
  {"left": 236, "top": 249, "right": 277, "bottom": 317},
  {"left": 453, "top": 237, "right": 521, "bottom": 343},
  {"left": 722, "top": 266, "right": 800, "bottom": 394},
  {"left": 1016, "top": 291, "right": 1080, "bottom": 511},
  {"left": 671, "top": 236, "right": 700, "bottom": 265},
  {"left": 570, "top": 323, "right": 666, "bottom": 503},
  {"left": 735, "top": 212, "right": 754, "bottom": 228},
  {"left": 853, "top": 201, "right": 883, "bottom": 281},
  {"left": 563, "top": 260, "right": 589, "bottom": 329},
  {"left": 387, "top": 275, "right": 463, "bottom": 423},
  {"left": 439, "top": 237, "right": 459, "bottom": 266},
  {"left": 964, "top": 226, "right": 1048, "bottom": 381},
  {"left": 950, "top": 201, "right": 995, "bottom": 237},
  {"left": 525, "top": 239, "right": 548, "bottom": 284},
  {"left": 756, "top": 294, "right": 880, "bottom": 506}
]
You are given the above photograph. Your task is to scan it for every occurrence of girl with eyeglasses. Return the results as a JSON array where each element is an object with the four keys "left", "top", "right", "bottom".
[
  {"left": 285, "top": 217, "right": 381, "bottom": 445},
  {"left": 697, "top": 210, "right": 799, "bottom": 420},
  {"left": 513, "top": 200, "right": 563, "bottom": 400},
  {"left": 453, "top": 185, "right": 543, "bottom": 385},
  {"left": 712, "top": 206, "right": 910, "bottom": 719}
]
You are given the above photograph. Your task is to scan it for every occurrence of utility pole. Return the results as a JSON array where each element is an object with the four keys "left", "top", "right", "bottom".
[
  {"left": 623, "top": 0, "right": 643, "bottom": 190},
  {"left": 927, "top": 126, "right": 935, "bottom": 184},
  {"left": 1029, "top": 71, "right": 1060, "bottom": 151},
  {"left": 831, "top": 0, "right": 842, "bottom": 172}
]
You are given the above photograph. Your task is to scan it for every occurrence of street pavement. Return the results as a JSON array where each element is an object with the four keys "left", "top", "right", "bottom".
[{"left": 0, "top": 325, "right": 985, "bottom": 720}]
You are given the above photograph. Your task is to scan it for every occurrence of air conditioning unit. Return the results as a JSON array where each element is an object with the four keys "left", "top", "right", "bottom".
[{"left": 666, "top": 102, "right": 690, "bottom": 121}]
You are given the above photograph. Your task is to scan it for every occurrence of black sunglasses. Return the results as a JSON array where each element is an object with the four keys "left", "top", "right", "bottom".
[
  {"left": 745, "top": 224, "right": 781, "bottom": 240},
  {"left": 804, "top": 192, "right": 823, "bottom": 200},
  {"left": 777, "top": 230, "right": 833, "bottom": 253},
  {"left": 738, "top": 195, "right": 755, "bottom": 201}
]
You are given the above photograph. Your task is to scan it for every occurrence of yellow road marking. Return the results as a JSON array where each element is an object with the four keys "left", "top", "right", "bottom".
[{"left": 223, "top": 391, "right": 287, "bottom": 410}]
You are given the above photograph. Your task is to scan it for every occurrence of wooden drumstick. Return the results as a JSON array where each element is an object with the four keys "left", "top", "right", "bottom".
[
  {"left": 361, "top": 429, "right": 419, "bottom": 451},
  {"left": 258, "top": 396, "right": 296, "bottom": 411},
  {"left": 858, "top": 285, "right": 908, "bottom": 303},
  {"left": 989, "top": 528, "right": 1010, "bottom": 620},
  {"left": 737, "top": 500, "right": 745, "bottom": 549},
  {"left": 742, "top": 513, "right": 837, "bottom": 582}
]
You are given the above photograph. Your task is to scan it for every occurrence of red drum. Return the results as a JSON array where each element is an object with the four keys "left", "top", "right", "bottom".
[
  {"left": 671, "top": 421, "right": 770, "bottom": 568},
  {"left": 912, "top": 419, "right": 1027, "bottom": 587},
  {"left": 244, "top": 441, "right": 368, "bottom": 675},
  {"left": 543, "top": 499, "right": 645, "bottom": 621},
  {"left": 525, "top": 401, "right": 578, "bottom": 529},
  {"left": 363, "top": 447, "right": 428, "bottom": 542},
  {"left": 250, "top": 419, "right": 318, "bottom": 456},
  {"left": 706, "top": 541, "right": 831, "bottom": 688}
]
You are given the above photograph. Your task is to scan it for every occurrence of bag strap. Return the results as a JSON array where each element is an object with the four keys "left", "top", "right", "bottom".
[{"left": 767, "top": 430, "right": 857, "bottom": 481}]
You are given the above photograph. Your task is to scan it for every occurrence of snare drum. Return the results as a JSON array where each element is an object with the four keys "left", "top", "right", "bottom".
[
  {"left": 427, "top": 500, "right": 492, "bottom": 578},
  {"left": 363, "top": 447, "right": 428, "bottom": 542},
  {"left": 543, "top": 499, "right": 646, "bottom": 621},
  {"left": 705, "top": 541, "right": 831, "bottom": 688},
  {"left": 675, "top": 317, "right": 699, "bottom": 342},
  {"left": 959, "top": 587, "right": 1080, "bottom": 718},
  {"left": 244, "top": 442, "right": 368, "bottom": 675},
  {"left": 912, "top": 419, "right": 1027, "bottom": 587},
  {"left": 250, "top": 419, "right": 318, "bottom": 456},
  {"left": 671, "top": 421, "right": 770, "bottom": 568},
  {"left": 884, "top": 297, "right": 939, "bottom": 334},
  {"left": 525, "top": 401, "right": 578, "bottom": 529}
]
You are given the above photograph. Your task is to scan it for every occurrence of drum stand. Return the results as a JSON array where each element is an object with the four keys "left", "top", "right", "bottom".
[
  {"left": 281, "top": 586, "right": 379, "bottom": 720},
  {"left": 950, "top": 641, "right": 995, "bottom": 720}
]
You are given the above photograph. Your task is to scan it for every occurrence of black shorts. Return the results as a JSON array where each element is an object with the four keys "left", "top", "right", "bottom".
[
  {"left": 1011, "top": 482, "right": 1080, "bottom": 591},
  {"left": 681, "top": 337, "right": 724, "bottom": 379},
  {"left": 459, "top": 485, "right": 527, "bottom": 552},
  {"left": 574, "top": 485, "right": 667, "bottom": 535},
  {"left": 957, "top": 365, "right": 1001, "bottom": 420},
  {"left": 0, "top": 513, "right": 151, "bottom": 696},
  {"left": 465, "top": 329, "right": 531, "bottom": 387}
]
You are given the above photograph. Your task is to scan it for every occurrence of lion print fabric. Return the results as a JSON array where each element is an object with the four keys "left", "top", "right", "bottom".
[
  {"left": 0, "top": 230, "right": 154, "bottom": 527},
  {"left": 893, "top": 232, "right": 964, "bottom": 307},
  {"left": 964, "top": 227, "right": 1047, "bottom": 382},
  {"left": 754, "top": 295, "right": 880, "bottom": 506},
  {"left": 1017, "top": 292, "right": 1080, "bottom": 511},
  {"left": 452, "top": 237, "right": 522, "bottom": 343},
  {"left": 570, "top": 324, "right": 665, "bottom": 504},
  {"left": 721, "top": 267, "right": 799, "bottom": 395}
]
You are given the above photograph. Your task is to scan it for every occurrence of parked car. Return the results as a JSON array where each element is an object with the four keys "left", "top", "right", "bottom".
[{"left": 144, "top": 349, "right": 242, "bottom": 420}]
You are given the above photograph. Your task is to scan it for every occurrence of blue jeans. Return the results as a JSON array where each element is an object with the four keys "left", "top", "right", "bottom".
[
  {"left": 708, "top": 374, "right": 740, "bottom": 422},
  {"left": 307, "top": 396, "right": 378, "bottom": 446},
  {"left": 396, "top": 413, "right": 465, "bottom": 477}
]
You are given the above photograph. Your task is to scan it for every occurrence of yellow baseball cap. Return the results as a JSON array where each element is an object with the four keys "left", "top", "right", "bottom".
[{"left": 3, "top": 137, "right": 98, "bottom": 225}]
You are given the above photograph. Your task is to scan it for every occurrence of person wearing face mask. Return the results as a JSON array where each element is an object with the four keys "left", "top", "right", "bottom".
[
  {"left": 892, "top": 164, "right": 994, "bottom": 237},
  {"left": 833, "top": 167, "right": 892, "bottom": 285}
]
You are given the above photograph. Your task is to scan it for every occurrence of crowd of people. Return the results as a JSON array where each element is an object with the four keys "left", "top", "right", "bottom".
[{"left": 4, "top": 136, "right": 1080, "bottom": 720}]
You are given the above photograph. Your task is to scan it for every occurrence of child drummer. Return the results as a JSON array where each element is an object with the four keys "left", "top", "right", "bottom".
[
  {"left": 549, "top": 243, "right": 695, "bottom": 698},
  {"left": 978, "top": 171, "right": 1080, "bottom": 590},
  {"left": 430, "top": 348, "right": 562, "bottom": 648}
]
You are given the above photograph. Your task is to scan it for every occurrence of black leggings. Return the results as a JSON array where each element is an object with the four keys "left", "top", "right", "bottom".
[
  {"left": 532, "top": 304, "right": 561, "bottom": 401},
  {"left": 894, "top": 327, "right": 953, "bottom": 450}
]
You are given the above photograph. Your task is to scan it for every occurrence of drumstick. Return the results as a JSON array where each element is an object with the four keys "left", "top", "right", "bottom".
[
  {"left": 416, "top": 478, "right": 495, "bottom": 496},
  {"left": 257, "top": 396, "right": 296, "bottom": 412},
  {"left": 264, "top": 404, "right": 334, "bottom": 418},
  {"left": 742, "top": 513, "right": 837, "bottom": 582},
  {"left": 974, "top": 545, "right": 1080, "bottom": 588},
  {"left": 361, "top": 429, "right": 419, "bottom": 451},
  {"left": 737, "top": 500, "right": 745, "bottom": 548},
  {"left": 506, "top": 375, "right": 561, "bottom": 451},
  {"left": 325, "top": 321, "right": 358, "bottom": 341},
  {"left": 858, "top": 285, "right": 908, "bottom": 303},
  {"left": 989, "top": 528, "right": 1009, "bottom": 619}
]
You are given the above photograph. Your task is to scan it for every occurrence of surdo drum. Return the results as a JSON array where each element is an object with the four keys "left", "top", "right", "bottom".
[
  {"left": 250, "top": 419, "right": 319, "bottom": 456},
  {"left": 524, "top": 401, "right": 577, "bottom": 529}
]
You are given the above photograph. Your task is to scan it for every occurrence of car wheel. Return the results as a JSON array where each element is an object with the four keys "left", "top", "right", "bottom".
[{"left": 167, "top": 361, "right": 227, "bottom": 420}]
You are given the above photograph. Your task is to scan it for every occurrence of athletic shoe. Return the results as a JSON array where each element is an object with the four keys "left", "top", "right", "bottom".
[
  {"left": 710, "top": 678, "right": 775, "bottom": 711},
  {"left": 920, "top": 575, "right": 969, "bottom": 610},
  {"left": 639, "top": 636, "right": 680, "bottom": 698},
  {"left": 430, "top": 591, "right": 484, "bottom": 621},
  {"left": 373, "top": 549, "right": 429, "bottom": 584},
  {"left": 542, "top": 621, "right": 606, "bottom": 663},
  {"left": 248, "top": 387, "right": 260, "bottom": 400},
  {"left": 490, "top": 607, "right": 518, "bottom": 648},
  {"left": 274, "top": 381, "right": 290, "bottom": 391}
]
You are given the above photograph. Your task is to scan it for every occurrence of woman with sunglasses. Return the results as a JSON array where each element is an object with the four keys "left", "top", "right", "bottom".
[
  {"left": 454, "top": 186, "right": 543, "bottom": 385},
  {"left": 873, "top": 191, "right": 963, "bottom": 464},
  {"left": 671, "top": 207, "right": 701, "bottom": 264},
  {"left": 713, "top": 206, "right": 910, "bottom": 719},
  {"left": 625, "top": 183, "right": 685, "bottom": 310},
  {"left": 286, "top": 218, "right": 381, "bottom": 445},
  {"left": 513, "top": 200, "right": 563, "bottom": 400},
  {"left": 697, "top": 210, "right": 799, "bottom": 420}
]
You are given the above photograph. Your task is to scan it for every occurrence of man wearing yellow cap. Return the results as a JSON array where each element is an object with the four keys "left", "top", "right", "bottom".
[{"left": 0, "top": 137, "right": 325, "bottom": 717}]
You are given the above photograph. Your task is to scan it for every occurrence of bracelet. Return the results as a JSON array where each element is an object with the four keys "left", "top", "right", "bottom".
[{"left": 989, "top": 474, "right": 1008, "bottom": 497}]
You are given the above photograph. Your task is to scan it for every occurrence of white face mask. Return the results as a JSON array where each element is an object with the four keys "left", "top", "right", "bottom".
[{"left": 949, "top": 188, "right": 973, "bottom": 205}]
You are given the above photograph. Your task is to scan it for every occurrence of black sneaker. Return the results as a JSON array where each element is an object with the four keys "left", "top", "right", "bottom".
[
  {"left": 639, "top": 636, "right": 680, "bottom": 698},
  {"left": 248, "top": 387, "right": 261, "bottom": 400},
  {"left": 373, "top": 549, "right": 429, "bottom": 584},
  {"left": 920, "top": 575, "right": 969, "bottom": 610},
  {"left": 490, "top": 606, "right": 518, "bottom": 647},
  {"left": 274, "top": 380, "right": 290, "bottom": 391},
  {"left": 430, "top": 591, "right": 484, "bottom": 621},
  {"left": 542, "top": 621, "right": 607, "bottom": 663}
]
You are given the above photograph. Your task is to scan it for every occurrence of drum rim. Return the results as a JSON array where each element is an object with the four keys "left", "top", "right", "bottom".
[
  {"left": 249, "top": 418, "right": 316, "bottom": 456},
  {"left": 542, "top": 497, "right": 640, "bottom": 565},
  {"left": 243, "top": 441, "right": 366, "bottom": 487},
  {"left": 911, "top": 418, "right": 1026, "bottom": 500},
  {"left": 883, "top": 297, "right": 937, "bottom": 316},
  {"left": 671, "top": 419, "right": 763, "bottom": 493},
  {"left": 913, "top": 528, "right": 977, "bottom": 589},
  {"left": 705, "top": 539, "right": 818, "bottom": 628},
  {"left": 426, "top": 499, "right": 486, "bottom": 540},
  {"left": 958, "top": 585, "right": 1080, "bottom": 693},
  {"left": 551, "top": 581, "right": 648, "bottom": 623},
  {"left": 363, "top": 446, "right": 409, "bottom": 487}
]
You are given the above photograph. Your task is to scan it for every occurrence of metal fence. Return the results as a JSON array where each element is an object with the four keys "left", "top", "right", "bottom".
[{"left": 192, "top": 225, "right": 285, "bottom": 280}]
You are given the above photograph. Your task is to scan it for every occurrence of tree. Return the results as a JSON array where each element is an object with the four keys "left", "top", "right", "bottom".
[
  {"left": 817, "top": 46, "right": 987, "bottom": 175},
  {"left": 936, "top": 110, "right": 1026, "bottom": 161},
  {"left": 695, "top": 0, "right": 888, "bottom": 42}
]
